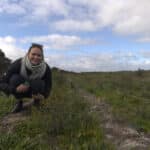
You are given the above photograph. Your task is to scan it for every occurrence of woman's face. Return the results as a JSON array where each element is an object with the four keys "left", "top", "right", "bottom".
[{"left": 28, "top": 47, "right": 43, "bottom": 65}]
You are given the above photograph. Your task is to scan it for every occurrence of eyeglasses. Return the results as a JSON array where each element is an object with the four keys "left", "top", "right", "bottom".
[{"left": 31, "top": 43, "right": 43, "bottom": 49}]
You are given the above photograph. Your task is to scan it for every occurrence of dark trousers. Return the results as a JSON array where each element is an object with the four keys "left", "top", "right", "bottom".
[{"left": 9, "top": 74, "right": 45, "bottom": 99}]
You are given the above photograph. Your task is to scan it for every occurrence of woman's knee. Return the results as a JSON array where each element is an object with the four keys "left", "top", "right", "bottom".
[
  {"left": 30, "top": 79, "right": 45, "bottom": 94},
  {"left": 9, "top": 74, "right": 25, "bottom": 87}
]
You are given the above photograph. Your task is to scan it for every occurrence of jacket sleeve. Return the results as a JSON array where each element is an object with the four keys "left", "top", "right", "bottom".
[
  {"left": 2, "top": 58, "right": 21, "bottom": 83},
  {"left": 43, "top": 64, "right": 52, "bottom": 98}
]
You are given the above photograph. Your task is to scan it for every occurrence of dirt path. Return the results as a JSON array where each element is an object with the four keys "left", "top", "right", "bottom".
[
  {"left": 0, "top": 113, "right": 27, "bottom": 134},
  {"left": 0, "top": 101, "right": 33, "bottom": 134},
  {"left": 79, "top": 89, "right": 150, "bottom": 150},
  {"left": 0, "top": 89, "right": 149, "bottom": 149}
]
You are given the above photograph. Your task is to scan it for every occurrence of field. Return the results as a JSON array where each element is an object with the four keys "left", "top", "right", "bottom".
[
  {"left": 0, "top": 68, "right": 149, "bottom": 149},
  {"left": 71, "top": 70, "right": 150, "bottom": 133}
]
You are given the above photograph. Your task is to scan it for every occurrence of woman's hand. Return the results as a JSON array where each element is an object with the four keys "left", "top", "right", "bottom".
[
  {"left": 32, "top": 94, "right": 44, "bottom": 106},
  {"left": 16, "top": 84, "right": 29, "bottom": 93},
  {"left": 32, "top": 93, "right": 44, "bottom": 100}
]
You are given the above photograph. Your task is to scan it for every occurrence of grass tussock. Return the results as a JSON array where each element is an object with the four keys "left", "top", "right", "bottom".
[
  {"left": 72, "top": 71, "right": 150, "bottom": 133},
  {"left": 0, "top": 69, "right": 149, "bottom": 149},
  {"left": 0, "top": 70, "right": 114, "bottom": 150}
]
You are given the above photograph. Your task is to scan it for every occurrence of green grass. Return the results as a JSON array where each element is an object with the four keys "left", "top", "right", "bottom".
[
  {"left": 0, "top": 94, "right": 15, "bottom": 118},
  {"left": 71, "top": 71, "right": 150, "bottom": 133},
  {"left": 0, "top": 70, "right": 114, "bottom": 150},
  {"left": 1, "top": 69, "right": 149, "bottom": 149}
]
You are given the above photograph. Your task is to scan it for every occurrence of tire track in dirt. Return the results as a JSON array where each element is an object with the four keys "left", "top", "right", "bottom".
[{"left": 79, "top": 89, "right": 150, "bottom": 150}]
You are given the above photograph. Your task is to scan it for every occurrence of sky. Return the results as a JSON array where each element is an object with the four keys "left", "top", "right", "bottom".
[{"left": 0, "top": 0, "right": 150, "bottom": 72}]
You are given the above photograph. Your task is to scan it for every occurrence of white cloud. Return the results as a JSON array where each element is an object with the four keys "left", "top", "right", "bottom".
[
  {"left": 0, "top": 36, "right": 149, "bottom": 71},
  {"left": 18, "top": 0, "right": 68, "bottom": 24},
  {"left": 0, "top": 0, "right": 25, "bottom": 15},
  {"left": 1, "top": 1, "right": 150, "bottom": 71},
  {"left": 139, "top": 49, "right": 150, "bottom": 58},
  {"left": 111, "top": 0, "right": 150, "bottom": 36},
  {"left": 20, "top": 34, "right": 94, "bottom": 50},
  {"left": 47, "top": 0, "right": 150, "bottom": 38},
  {"left": 52, "top": 19, "right": 98, "bottom": 32},
  {"left": 45, "top": 50, "right": 150, "bottom": 72},
  {"left": 1, "top": 0, "right": 150, "bottom": 39},
  {"left": 136, "top": 37, "right": 150, "bottom": 43},
  {"left": 0, "top": 36, "right": 25, "bottom": 60}
]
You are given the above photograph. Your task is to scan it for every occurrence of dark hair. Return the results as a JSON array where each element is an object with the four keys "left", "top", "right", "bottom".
[{"left": 28, "top": 43, "right": 44, "bottom": 58}]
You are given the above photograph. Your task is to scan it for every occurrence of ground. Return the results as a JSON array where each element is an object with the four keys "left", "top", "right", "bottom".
[
  {"left": 80, "top": 89, "right": 150, "bottom": 150},
  {"left": 0, "top": 90, "right": 150, "bottom": 150}
]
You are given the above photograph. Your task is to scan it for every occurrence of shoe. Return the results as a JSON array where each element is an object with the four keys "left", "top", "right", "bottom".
[{"left": 11, "top": 100, "right": 23, "bottom": 113}]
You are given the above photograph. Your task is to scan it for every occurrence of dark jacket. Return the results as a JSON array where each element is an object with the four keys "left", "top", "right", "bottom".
[{"left": 1, "top": 58, "right": 52, "bottom": 98}]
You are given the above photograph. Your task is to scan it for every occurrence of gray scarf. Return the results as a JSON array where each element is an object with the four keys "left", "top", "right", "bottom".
[{"left": 20, "top": 55, "right": 47, "bottom": 80}]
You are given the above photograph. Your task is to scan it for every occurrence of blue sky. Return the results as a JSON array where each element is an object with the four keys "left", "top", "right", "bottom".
[{"left": 0, "top": 0, "right": 150, "bottom": 72}]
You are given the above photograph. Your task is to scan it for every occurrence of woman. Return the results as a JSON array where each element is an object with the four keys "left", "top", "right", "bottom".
[{"left": 0, "top": 43, "right": 52, "bottom": 113}]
